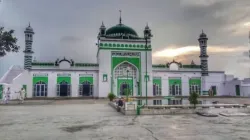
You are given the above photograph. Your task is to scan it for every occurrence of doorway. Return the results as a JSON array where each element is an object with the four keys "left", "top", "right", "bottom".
[
  {"left": 235, "top": 85, "right": 240, "bottom": 96},
  {"left": 57, "top": 81, "right": 71, "bottom": 96},
  {"left": 79, "top": 81, "right": 93, "bottom": 96}
]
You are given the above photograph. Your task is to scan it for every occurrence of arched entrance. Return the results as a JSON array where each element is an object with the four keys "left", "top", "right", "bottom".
[
  {"left": 114, "top": 62, "right": 138, "bottom": 96},
  {"left": 33, "top": 81, "right": 48, "bottom": 97},
  {"left": 120, "top": 82, "right": 130, "bottom": 96},
  {"left": 79, "top": 81, "right": 93, "bottom": 96},
  {"left": 57, "top": 80, "right": 71, "bottom": 96}
]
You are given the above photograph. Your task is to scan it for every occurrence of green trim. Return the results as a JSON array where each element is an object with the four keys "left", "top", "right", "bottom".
[
  {"left": 100, "top": 47, "right": 151, "bottom": 51},
  {"left": 22, "top": 85, "right": 27, "bottom": 98},
  {"left": 103, "top": 74, "right": 108, "bottom": 82},
  {"left": 189, "top": 78, "right": 201, "bottom": 94},
  {"left": 152, "top": 64, "right": 169, "bottom": 68},
  {"left": 153, "top": 78, "right": 162, "bottom": 87},
  {"left": 0, "top": 85, "right": 3, "bottom": 99},
  {"left": 33, "top": 77, "right": 48, "bottom": 85},
  {"left": 32, "top": 62, "right": 55, "bottom": 66},
  {"left": 57, "top": 77, "right": 71, "bottom": 84},
  {"left": 117, "top": 78, "right": 133, "bottom": 96},
  {"left": 79, "top": 77, "right": 93, "bottom": 84},
  {"left": 169, "top": 78, "right": 182, "bottom": 86},
  {"left": 75, "top": 63, "right": 99, "bottom": 67},
  {"left": 111, "top": 54, "right": 141, "bottom": 96}
]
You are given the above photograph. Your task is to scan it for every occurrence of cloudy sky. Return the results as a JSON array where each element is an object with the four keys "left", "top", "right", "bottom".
[{"left": 0, "top": 0, "right": 250, "bottom": 79}]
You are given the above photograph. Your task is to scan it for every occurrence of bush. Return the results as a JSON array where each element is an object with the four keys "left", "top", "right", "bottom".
[
  {"left": 188, "top": 92, "right": 199, "bottom": 109},
  {"left": 107, "top": 93, "right": 116, "bottom": 101}
]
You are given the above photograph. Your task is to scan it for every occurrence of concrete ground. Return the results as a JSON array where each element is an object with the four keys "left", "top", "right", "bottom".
[{"left": 0, "top": 99, "right": 250, "bottom": 140}]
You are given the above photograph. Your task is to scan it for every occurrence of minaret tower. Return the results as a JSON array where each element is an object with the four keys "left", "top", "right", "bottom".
[
  {"left": 23, "top": 23, "right": 34, "bottom": 70},
  {"left": 198, "top": 30, "right": 209, "bottom": 76}
]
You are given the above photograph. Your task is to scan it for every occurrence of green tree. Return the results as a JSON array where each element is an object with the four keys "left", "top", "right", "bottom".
[
  {"left": 0, "top": 27, "right": 20, "bottom": 57},
  {"left": 188, "top": 92, "right": 199, "bottom": 109}
]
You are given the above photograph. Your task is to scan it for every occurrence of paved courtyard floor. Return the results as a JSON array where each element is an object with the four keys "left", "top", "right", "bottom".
[{"left": 0, "top": 99, "right": 250, "bottom": 140}]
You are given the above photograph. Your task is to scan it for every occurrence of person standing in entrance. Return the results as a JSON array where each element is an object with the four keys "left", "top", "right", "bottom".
[{"left": 4, "top": 87, "right": 11, "bottom": 104}]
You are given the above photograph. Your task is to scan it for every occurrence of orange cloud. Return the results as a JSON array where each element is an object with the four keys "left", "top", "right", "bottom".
[{"left": 153, "top": 45, "right": 248, "bottom": 58}]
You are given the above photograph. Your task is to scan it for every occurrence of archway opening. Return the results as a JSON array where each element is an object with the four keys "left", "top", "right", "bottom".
[
  {"left": 33, "top": 81, "right": 48, "bottom": 97},
  {"left": 79, "top": 81, "right": 93, "bottom": 96}
]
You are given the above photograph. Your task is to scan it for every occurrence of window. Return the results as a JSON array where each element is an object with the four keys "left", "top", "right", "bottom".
[
  {"left": 153, "top": 84, "right": 161, "bottom": 96},
  {"left": 190, "top": 84, "right": 200, "bottom": 94},
  {"left": 153, "top": 100, "right": 162, "bottom": 105},
  {"left": 114, "top": 62, "right": 137, "bottom": 78},
  {"left": 79, "top": 81, "right": 93, "bottom": 96},
  {"left": 169, "top": 84, "right": 181, "bottom": 96},
  {"left": 33, "top": 81, "right": 48, "bottom": 97},
  {"left": 168, "top": 99, "right": 182, "bottom": 105},
  {"left": 103, "top": 74, "right": 108, "bottom": 82}
]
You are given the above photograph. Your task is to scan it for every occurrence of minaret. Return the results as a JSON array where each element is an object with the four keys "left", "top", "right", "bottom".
[
  {"left": 198, "top": 30, "right": 209, "bottom": 76},
  {"left": 23, "top": 23, "right": 34, "bottom": 70},
  {"left": 99, "top": 21, "right": 106, "bottom": 37}
]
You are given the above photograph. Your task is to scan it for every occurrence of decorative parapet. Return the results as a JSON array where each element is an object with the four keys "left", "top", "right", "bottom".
[
  {"left": 152, "top": 64, "right": 201, "bottom": 69},
  {"left": 74, "top": 63, "right": 99, "bottom": 67},
  {"left": 152, "top": 64, "right": 169, "bottom": 68},
  {"left": 32, "top": 62, "right": 99, "bottom": 67},
  {"left": 99, "top": 43, "right": 151, "bottom": 50},
  {"left": 32, "top": 62, "right": 55, "bottom": 66}
]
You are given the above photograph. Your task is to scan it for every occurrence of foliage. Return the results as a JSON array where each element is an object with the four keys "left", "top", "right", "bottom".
[
  {"left": 0, "top": 27, "right": 20, "bottom": 57},
  {"left": 188, "top": 92, "right": 199, "bottom": 109},
  {"left": 124, "top": 88, "right": 131, "bottom": 101},
  {"left": 107, "top": 93, "right": 116, "bottom": 101}
]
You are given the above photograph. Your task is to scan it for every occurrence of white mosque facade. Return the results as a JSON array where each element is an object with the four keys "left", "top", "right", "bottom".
[{"left": 0, "top": 18, "right": 250, "bottom": 100}]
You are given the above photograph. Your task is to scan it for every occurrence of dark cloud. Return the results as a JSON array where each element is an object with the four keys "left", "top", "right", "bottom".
[{"left": 0, "top": 0, "right": 250, "bottom": 78}]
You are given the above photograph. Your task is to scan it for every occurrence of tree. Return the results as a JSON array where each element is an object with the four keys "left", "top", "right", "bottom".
[
  {"left": 188, "top": 92, "right": 199, "bottom": 109},
  {"left": 0, "top": 27, "right": 20, "bottom": 57}
]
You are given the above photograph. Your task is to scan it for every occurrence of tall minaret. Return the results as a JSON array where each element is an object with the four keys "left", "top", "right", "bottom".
[
  {"left": 198, "top": 30, "right": 209, "bottom": 76},
  {"left": 23, "top": 23, "right": 34, "bottom": 70}
]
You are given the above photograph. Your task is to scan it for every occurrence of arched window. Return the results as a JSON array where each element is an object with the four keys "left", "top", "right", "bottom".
[{"left": 114, "top": 62, "right": 137, "bottom": 78}]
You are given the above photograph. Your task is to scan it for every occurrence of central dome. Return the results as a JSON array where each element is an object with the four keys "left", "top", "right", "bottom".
[{"left": 105, "top": 23, "right": 139, "bottom": 39}]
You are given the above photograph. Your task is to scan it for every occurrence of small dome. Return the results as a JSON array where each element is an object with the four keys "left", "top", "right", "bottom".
[
  {"left": 199, "top": 30, "right": 207, "bottom": 38},
  {"left": 105, "top": 24, "right": 139, "bottom": 39},
  {"left": 24, "top": 23, "right": 34, "bottom": 34}
]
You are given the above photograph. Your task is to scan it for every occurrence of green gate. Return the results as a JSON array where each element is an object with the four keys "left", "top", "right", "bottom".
[
  {"left": 235, "top": 85, "right": 240, "bottom": 96},
  {"left": 0, "top": 85, "right": 3, "bottom": 99}
]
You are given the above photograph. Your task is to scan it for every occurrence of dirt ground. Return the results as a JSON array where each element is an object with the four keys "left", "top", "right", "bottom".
[{"left": 0, "top": 99, "right": 250, "bottom": 140}]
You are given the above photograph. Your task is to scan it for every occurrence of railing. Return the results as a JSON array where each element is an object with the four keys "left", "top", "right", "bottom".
[{"left": 143, "top": 104, "right": 248, "bottom": 109}]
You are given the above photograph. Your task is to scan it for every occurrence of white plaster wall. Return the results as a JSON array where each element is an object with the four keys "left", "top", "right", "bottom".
[
  {"left": 12, "top": 70, "right": 33, "bottom": 98},
  {"left": 140, "top": 50, "right": 153, "bottom": 97},
  {"left": 224, "top": 80, "right": 241, "bottom": 96},
  {"left": 204, "top": 73, "right": 225, "bottom": 96},
  {"left": 241, "top": 85, "right": 250, "bottom": 97},
  {"left": 98, "top": 50, "right": 111, "bottom": 97}
]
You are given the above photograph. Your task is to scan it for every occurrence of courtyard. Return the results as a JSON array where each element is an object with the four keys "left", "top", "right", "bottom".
[{"left": 0, "top": 99, "right": 250, "bottom": 140}]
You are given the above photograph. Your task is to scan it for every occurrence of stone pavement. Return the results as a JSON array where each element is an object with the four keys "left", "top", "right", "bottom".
[{"left": 0, "top": 99, "right": 250, "bottom": 140}]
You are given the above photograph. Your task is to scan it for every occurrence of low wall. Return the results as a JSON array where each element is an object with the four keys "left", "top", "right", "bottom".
[{"left": 109, "top": 102, "right": 250, "bottom": 116}]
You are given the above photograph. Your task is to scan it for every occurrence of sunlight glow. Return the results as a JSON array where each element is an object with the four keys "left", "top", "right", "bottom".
[{"left": 153, "top": 46, "right": 248, "bottom": 58}]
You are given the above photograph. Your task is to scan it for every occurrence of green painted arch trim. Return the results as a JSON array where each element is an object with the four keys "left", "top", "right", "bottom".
[
  {"left": 79, "top": 77, "right": 93, "bottom": 85},
  {"left": 57, "top": 77, "right": 71, "bottom": 84},
  {"left": 112, "top": 57, "right": 140, "bottom": 70},
  {"left": 153, "top": 78, "right": 162, "bottom": 86},
  {"left": 33, "top": 77, "right": 48, "bottom": 85}
]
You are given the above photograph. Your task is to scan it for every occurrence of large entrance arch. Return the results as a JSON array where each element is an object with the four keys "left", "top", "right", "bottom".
[{"left": 113, "top": 62, "right": 138, "bottom": 96}]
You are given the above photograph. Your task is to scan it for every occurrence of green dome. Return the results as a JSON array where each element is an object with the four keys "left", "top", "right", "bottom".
[{"left": 105, "top": 24, "right": 139, "bottom": 39}]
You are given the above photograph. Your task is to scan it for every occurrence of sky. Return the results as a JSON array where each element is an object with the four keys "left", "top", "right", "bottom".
[{"left": 0, "top": 0, "right": 250, "bottom": 79}]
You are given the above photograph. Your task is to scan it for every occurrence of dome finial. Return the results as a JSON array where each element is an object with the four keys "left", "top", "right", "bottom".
[
  {"left": 119, "top": 10, "right": 122, "bottom": 24},
  {"left": 29, "top": 22, "right": 31, "bottom": 27},
  {"left": 202, "top": 29, "right": 204, "bottom": 33}
]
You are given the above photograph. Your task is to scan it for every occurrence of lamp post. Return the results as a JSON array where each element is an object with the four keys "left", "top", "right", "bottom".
[
  {"left": 126, "top": 66, "right": 130, "bottom": 101},
  {"left": 145, "top": 35, "right": 148, "bottom": 105}
]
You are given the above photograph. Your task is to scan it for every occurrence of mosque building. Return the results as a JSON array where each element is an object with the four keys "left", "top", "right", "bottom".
[{"left": 0, "top": 15, "right": 250, "bottom": 100}]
